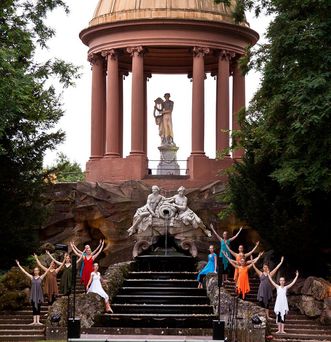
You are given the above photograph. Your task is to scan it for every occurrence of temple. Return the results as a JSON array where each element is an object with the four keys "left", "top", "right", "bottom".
[{"left": 80, "top": 0, "right": 259, "bottom": 188}]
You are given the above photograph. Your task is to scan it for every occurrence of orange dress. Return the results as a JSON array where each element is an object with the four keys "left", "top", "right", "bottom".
[
  {"left": 234, "top": 255, "right": 241, "bottom": 282},
  {"left": 236, "top": 266, "right": 250, "bottom": 299}
]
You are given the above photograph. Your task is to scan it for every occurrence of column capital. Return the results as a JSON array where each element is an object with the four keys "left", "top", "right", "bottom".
[
  {"left": 217, "top": 49, "right": 235, "bottom": 61},
  {"left": 193, "top": 46, "right": 210, "bottom": 58},
  {"left": 127, "top": 46, "right": 145, "bottom": 57},
  {"left": 101, "top": 49, "right": 119, "bottom": 60},
  {"left": 88, "top": 52, "right": 103, "bottom": 65}
]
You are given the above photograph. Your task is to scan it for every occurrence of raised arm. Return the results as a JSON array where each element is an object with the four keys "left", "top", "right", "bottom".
[
  {"left": 15, "top": 260, "right": 33, "bottom": 280},
  {"left": 46, "top": 251, "right": 62, "bottom": 266},
  {"left": 250, "top": 255, "right": 262, "bottom": 277},
  {"left": 70, "top": 241, "right": 84, "bottom": 257},
  {"left": 269, "top": 256, "right": 284, "bottom": 277},
  {"left": 224, "top": 242, "right": 238, "bottom": 258},
  {"left": 55, "top": 258, "right": 66, "bottom": 274},
  {"left": 229, "top": 226, "right": 243, "bottom": 242},
  {"left": 267, "top": 272, "right": 279, "bottom": 288},
  {"left": 244, "top": 241, "right": 260, "bottom": 258},
  {"left": 40, "top": 265, "right": 52, "bottom": 280},
  {"left": 33, "top": 254, "right": 48, "bottom": 272},
  {"left": 91, "top": 240, "right": 102, "bottom": 256},
  {"left": 247, "top": 252, "right": 263, "bottom": 269},
  {"left": 92, "top": 240, "right": 104, "bottom": 260},
  {"left": 209, "top": 223, "right": 223, "bottom": 242},
  {"left": 287, "top": 271, "right": 299, "bottom": 289},
  {"left": 222, "top": 251, "right": 238, "bottom": 268}
]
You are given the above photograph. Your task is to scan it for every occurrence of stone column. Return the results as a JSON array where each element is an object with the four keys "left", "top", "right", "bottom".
[
  {"left": 118, "top": 71, "right": 126, "bottom": 158},
  {"left": 88, "top": 53, "right": 106, "bottom": 159},
  {"left": 102, "top": 49, "right": 120, "bottom": 157},
  {"left": 191, "top": 47, "right": 209, "bottom": 155},
  {"left": 143, "top": 73, "right": 151, "bottom": 155},
  {"left": 216, "top": 50, "right": 233, "bottom": 154},
  {"left": 232, "top": 60, "right": 246, "bottom": 159},
  {"left": 127, "top": 46, "right": 145, "bottom": 155}
]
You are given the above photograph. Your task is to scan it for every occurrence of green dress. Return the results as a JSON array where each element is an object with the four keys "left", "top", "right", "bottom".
[{"left": 60, "top": 264, "right": 72, "bottom": 295}]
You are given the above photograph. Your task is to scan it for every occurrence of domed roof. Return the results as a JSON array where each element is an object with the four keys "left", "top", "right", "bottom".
[{"left": 90, "top": 0, "right": 239, "bottom": 27}]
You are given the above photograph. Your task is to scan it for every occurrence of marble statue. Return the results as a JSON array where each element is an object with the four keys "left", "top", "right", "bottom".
[
  {"left": 127, "top": 185, "right": 165, "bottom": 236},
  {"left": 166, "top": 186, "right": 211, "bottom": 237},
  {"left": 127, "top": 185, "right": 211, "bottom": 237},
  {"left": 153, "top": 93, "right": 174, "bottom": 145}
]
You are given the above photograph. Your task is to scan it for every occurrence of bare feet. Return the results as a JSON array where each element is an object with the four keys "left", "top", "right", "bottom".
[
  {"left": 275, "top": 331, "right": 281, "bottom": 334},
  {"left": 28, "top": 322, "right": 35, "bottom": 325}
]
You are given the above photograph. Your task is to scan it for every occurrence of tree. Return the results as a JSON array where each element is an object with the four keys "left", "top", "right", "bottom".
[
  {"left": 0, "top": 0, "right": 79, "bottom": 268},
  {"left": 47, "top": 153, "right": 84, "bottom": 183},
  {"left": 218, "top": 0, "right": 331, "bottom": 275}
]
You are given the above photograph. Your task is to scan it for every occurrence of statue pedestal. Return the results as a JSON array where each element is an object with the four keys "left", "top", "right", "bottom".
[{"left": 157, "top": 144, "right": 180, "bottom": 175}]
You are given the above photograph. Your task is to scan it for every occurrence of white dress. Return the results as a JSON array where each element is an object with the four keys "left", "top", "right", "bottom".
[
  {"left": 87, "top": 272, "right": 109, "bottom": 301},
  {"left": 274, "top": 286, "right": 289, "bottom": 321}
]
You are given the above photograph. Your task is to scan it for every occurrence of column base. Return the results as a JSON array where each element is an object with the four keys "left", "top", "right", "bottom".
[{"left": 85, "top": 155, "right": 148, "bottom": 182}]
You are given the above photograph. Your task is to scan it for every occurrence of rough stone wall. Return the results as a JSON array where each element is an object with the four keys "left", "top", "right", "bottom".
[
  {"left": 41, "top": 180, "right": 235, "bottom": 265},
  {"left": 205, "top": 274, "right": 266, "bottom": 342}
]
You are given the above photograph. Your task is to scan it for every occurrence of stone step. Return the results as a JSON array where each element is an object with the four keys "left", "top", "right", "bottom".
[
  {"left": 94, "top": 313, "right": 216, "bottom": 328},
  {"left": 0, "top": 328, "right": 45, "bottom": 336},
  {"left": 0, "top": 324, "right": 45, "bottom": 329},
  {"left": 272, "top": 339, "right": 331, "bottom": 342},
  {"left": 123, "top": 279, "right": 199, "bottom": 288},
  {"left": 113, "top": 295, "right": 210, "bottom": 305},
  {"left": 270, "top": 333, "right": 331, "bottom": 340},
  {"left": 111, "top": 303, "right": 214, "bottom": 314},
  {"left": 118, "top": 286, "right": 206, "bottom": 296},
  {"left": 127, "top": 271, "right": 197, "bottom": 280},
  {"left": 270, "top": 327, "right": 331, "bottom": 335},
  {"left": 0, "top": 334, "right": 45, "bottom": 341},
  {"left": 82, "top": 326, "right": 213, "bottom": 336}
]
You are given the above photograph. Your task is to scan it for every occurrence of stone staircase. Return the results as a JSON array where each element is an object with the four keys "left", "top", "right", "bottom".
[
  {"left": 223, "top": 278, "right": 331, "bottom": 342},
  {"left": 87, "top": 253, "right": 216, "bottom": 336},
  {"left": 0, "top": 278, "right": 85, "bottom": 341}
]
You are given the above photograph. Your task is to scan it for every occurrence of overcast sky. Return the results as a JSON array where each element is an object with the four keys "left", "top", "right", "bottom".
[{"left": 40, "top": 1, "right": 271, "bottom": 173}]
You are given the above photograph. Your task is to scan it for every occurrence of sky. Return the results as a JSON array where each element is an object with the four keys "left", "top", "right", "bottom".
[{"left": 41, "top": 1, "right": 271, "bottom": 173}]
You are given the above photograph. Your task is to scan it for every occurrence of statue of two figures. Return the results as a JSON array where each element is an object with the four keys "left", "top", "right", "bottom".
[{"left": 127, "top": 185, "right": 211, "bottom": 238}]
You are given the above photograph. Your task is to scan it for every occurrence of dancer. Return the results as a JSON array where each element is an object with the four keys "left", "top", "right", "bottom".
[
  {"left": 71, "top": 240, "right": 104, "bottom": 288},
  {"left": 251, "top": 255, "right": 284, "bottom": 319},
  {"left": 223, "top": 251, "right": 263, "bottom": 299},
  {"left": 268, "top": 270, "right": 299, "bottom": 334},
  {"left": 197, "top": 245, "right": 217, "bottom": 289},
  {"left": 224, "top": 241, "right": 260, "bottom": 282},
  {"left": 70, "top": 239, "right": 104, "bottom": 279},
  {"left": 86, "top": 263, "right": 113, "bottom": 313},
  {"left": 15, "top": 260, "right": 51, "bottom": 325},
  {"left": 46, "top": 251, "right": 82, "bottom": 296},
  {"left": 34, "top": 254, "right": 64, "bottom": 304},
  {"left": 210, "top": 224, "right": 242, "bottom": 282}
]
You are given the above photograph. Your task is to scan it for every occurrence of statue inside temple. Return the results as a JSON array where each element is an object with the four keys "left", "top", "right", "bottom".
[{"left": 153, "top": 93, "right": 174, "bottom": 145}]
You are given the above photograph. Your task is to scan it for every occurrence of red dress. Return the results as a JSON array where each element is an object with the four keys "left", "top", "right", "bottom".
[{"left": 81, "top": 256, "right": 93, "bottom": 288}]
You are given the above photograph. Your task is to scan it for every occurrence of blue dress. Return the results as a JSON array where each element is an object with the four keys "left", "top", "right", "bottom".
[
  {"left": 220, "top": 240, "right": 231, "bottom": 271},
  {"left": 197, "top": 253, "right": 217, "bottom": 282}
]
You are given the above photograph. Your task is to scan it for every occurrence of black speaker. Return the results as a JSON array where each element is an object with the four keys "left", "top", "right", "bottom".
[
  {"left": 55, "top": 243, "right": 68, "bottom": 252},
  {"left": 213, "top": 320, "right": 225, "bottom": 340},
  {"left": 68, "top": 318, "right": 80, "bottom": 338}
]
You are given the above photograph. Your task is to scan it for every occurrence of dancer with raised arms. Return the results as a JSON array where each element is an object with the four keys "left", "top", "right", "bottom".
[
  {"left": 268, "top": 270, "right": 299, "bottom": 334},
  {"left": 15, "top": 260, "right": 51, "bottom": 325},
  {"left": 224, "top": 241, "right": 260, "bottom": 282},
  {"left": 210, "top": 224, "right": 242, "bottom": 282},
  {"left": 71, "top": 240, "right": 105, "bottom": 289},
  {"left": 223, "top": 251, "right": 263, "bottom": 299},
  {"left": 251, "top": 255, "right": 284, "bottom": 319}
]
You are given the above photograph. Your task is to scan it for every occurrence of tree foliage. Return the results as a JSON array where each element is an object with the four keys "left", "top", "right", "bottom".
[
  {"left": 0, "top": 0, "right": 79, "bottom": 268},
  {"left": 218, "top": 0, "right": 331, "bottom": 275},
  {"left": 47, "top": 153, "right": 84, "bottom": 183}
]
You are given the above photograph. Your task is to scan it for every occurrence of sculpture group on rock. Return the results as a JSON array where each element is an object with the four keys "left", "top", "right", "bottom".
[{"left": 127, "top": 185, "right": 211, "bottom": 237}]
